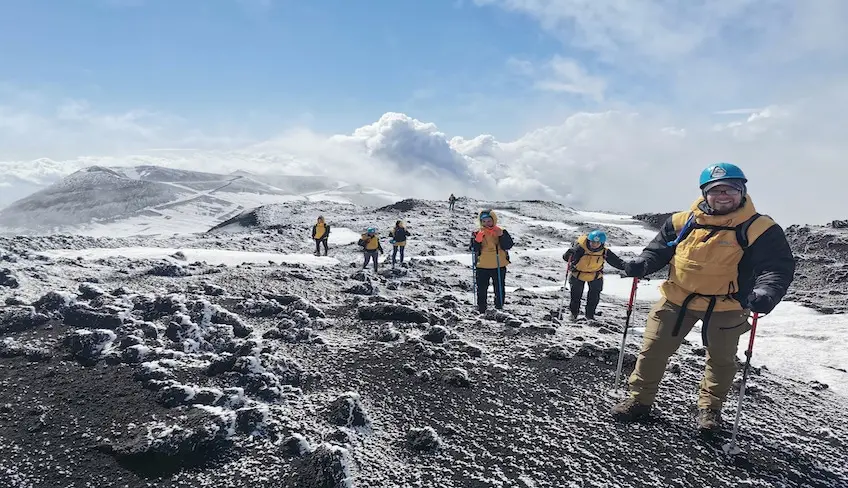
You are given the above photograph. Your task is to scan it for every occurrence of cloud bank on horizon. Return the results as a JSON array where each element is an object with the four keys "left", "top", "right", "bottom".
[{"left": 1, "top": 0, "right": 846, "bottom": 225}]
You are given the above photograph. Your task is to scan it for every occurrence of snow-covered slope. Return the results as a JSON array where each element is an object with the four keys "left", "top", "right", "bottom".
[
  {"left": 0, "top": 165, "right": 400, "bottom": 237},
  {"left": 0, "top": 197, "right": 845, "bottom": 487}
]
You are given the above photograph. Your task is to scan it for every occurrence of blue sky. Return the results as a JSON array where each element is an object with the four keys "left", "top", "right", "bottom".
[
  {"left": 4, "top": 0, "right": 844, "bottom": 142},
  {"left": 0, "top": 1, "right": 847, "bottom": 225},
  {"left": 0, "top": 0, "right": 588, "bottom": 138}
]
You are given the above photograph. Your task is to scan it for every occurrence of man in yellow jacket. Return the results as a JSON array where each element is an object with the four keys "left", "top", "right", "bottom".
[
  {"left": 613, "top": 163, "right": 795, "bottom": 431},
  {"left": 469, "top": 209, "right": 514, "bottom": 313},
  {"left": 562, "top": 229, "right": 626, "bottom": 321},
  {"left": 311, "top": 216, "right": 330, "bottom": 256}
]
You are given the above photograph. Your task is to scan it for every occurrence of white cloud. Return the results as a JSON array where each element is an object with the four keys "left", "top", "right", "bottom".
[
  {"left": 514, "top": 56, "right": 606, "bottom": 102},
  {"left": 3, "top": 0, "right": 848, "bottom": 229},
  {"left": 478, "top": 0, "right": 848, "bottom": 109},
  {"left": 0, "top": 88, "right": 253, "bottom": 162},
  {"left": 2, "top": 94, "right": 845, "bottom": 226},
  {"left": 474, "top": 0, "right": 848, "bottom": 64}
]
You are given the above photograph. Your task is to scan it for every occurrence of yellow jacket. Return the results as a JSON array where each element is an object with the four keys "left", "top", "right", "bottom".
[
  {"left": 660, "top": 196, "right": 776, "bottom": 311},
  {"left": 469, "top": 210, "right": 514, "bottom": 269},
  {"left": 358, "top": 233, "right": 383, "bottom": 252},
  {"left": 311, "top": 217, "right": 330, "bottom": 240}
]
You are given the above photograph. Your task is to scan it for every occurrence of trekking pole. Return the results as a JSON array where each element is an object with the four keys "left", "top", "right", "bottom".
[
  {"left": 612, "top": 277, "right": 639, "bottom": 393},
  {"left": 723, "top": 312, "right": 760, "bottom": 456},
  {"left": 471, "top": 251, "right": 478, "bottom": 307},
  {"left": 495, "top": 249, "right": 503, "bottom": 309},
  {"left": 557, "top": 260, "right": 572, "bottom": 321}
]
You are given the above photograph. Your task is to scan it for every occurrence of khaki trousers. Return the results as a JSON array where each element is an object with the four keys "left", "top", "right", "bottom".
[{"left": 628, "top": 297, "right": 751, "bottom": 409}]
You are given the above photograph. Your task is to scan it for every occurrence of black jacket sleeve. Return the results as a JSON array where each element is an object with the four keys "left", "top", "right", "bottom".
[
  {"left": 563, "top": 245, "right": 582, "bottom": 264},
  {"left": 604, "top": 249, "right": 625, "bottom": 270},
  {"left": 498, "top": 230, "right": 514, "bottom": 250},
  {"left": 738, "top": 224, "right": 796, "bottom": 305},
  {"left": 325, "top": 224, "right": 330, "bottom": 236},
  {"left": 638, "top": 216, "right": 679, "bottom": 274}
]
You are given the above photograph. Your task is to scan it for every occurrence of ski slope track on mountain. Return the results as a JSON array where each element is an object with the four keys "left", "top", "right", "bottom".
[
  {"left": 0, "top": 165, "right": 399, "bottom": 237},
  {"left": 0, "top": 197, "right": 845, "bottom": 488}
]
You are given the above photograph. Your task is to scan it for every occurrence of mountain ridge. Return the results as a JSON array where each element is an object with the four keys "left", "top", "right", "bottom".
[{"left": 0, "top": 164, "right": 399, "bottom": 237}]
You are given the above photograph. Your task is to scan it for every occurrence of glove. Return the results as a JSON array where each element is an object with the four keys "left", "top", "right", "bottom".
[
  {"left": 624, "top": 259, "right": 647, "bottom": 278},
  {"left": 746, "top": 288, "right": 776, "bottom": 314}
]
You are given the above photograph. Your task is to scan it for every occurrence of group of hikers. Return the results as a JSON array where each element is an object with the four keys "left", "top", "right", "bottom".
[
  {"left": 310, "top": 217, "right": 412, "bottom": 271},
  {"left": 310, "top": 163, "right": 796, "bottom": 432}
]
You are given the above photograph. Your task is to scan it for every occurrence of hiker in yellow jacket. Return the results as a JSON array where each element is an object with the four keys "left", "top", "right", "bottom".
[
  {"left": 562, "top": 230, "right": 625, "bottom": 321},
  {"left": 612, "top": 163, "right": 795, "bottom": 432},
  {"left": 311, "top": 216, "right": 330, "bottom": 256},
  {"left": 469, "top": 209, "right": 514, "bottom": 313},
  {"left": 358, "top": 226, "right": 384, "bottom": 272}
]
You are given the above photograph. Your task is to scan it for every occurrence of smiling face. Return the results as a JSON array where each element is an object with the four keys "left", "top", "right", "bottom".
[
  {"left": 704, "top": 184, "right": 743, "bottom": 214},
  {"left": 481, "top": 216, "right": 494, "bottom": 227},
  {"left": 588, "top": 240, "right": 602, "bottom": 250}
]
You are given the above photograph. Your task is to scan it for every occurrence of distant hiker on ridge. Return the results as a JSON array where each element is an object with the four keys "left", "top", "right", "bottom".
[
  {"left": 448, "top": 193, "right": 457, "bottom": 211},
  {"left": 358, "top": 226, "right": 384, "bottom": 272},
  {"left": 562, "top": 229, "right": 626, "bottom": 321},
  {"left": 311, "top": 216, "right": 330, "bottom": 256},
  {"left": 613, "top": 162, "right": 795, "bottom": 431},
  {"left": 469, "top": 209, "right": 514, "bottom": 313},
  {"left": 388, "top": 220, "right": 411, "bottom": 267}
]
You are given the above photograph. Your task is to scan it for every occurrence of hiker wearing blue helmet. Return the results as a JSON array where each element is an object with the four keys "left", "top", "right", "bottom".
[
  {"left": 358, "top": 226, "right": 384, "bottom": 272},
  {"left": 614, "top": 162, "right": 795, "bottom": 432},
  {"left": 562, "top": 229, "right": 626, "bottom": 320}
]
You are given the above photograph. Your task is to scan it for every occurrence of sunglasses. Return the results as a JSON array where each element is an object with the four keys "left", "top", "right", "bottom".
[{"left": 706, "top": 187, "right": 742, "bottom": 196}]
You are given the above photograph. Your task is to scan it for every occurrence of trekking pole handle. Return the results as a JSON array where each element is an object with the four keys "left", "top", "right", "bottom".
[
  {"left": 747, "top": 312, "right": 759, "bottom": 352},
  {"left": 627, "top": 277, "right": 639, "bottom": 310}
]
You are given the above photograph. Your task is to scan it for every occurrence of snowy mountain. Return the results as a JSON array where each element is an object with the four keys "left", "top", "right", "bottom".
[
  {"left": 0, "top": 165, "right": 400, "bottom": 237},
  {"left": 0, "top": 196, "right": 845, "bottom": 487}
]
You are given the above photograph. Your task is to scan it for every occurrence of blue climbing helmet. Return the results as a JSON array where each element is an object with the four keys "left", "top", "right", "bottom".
[
  {"left": 366, "top": 227, "right": 376, "bottom": 234},
  {"left": 587, "top": 229, "right": 606, "bottom": 245},
  {"left": 699, "top": 162, "right": 747, "bottom": 191}
]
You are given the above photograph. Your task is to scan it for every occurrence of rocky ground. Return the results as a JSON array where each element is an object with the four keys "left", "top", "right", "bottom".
[{"left": 0, "top": 198, "right": 846, "bottom": 488}]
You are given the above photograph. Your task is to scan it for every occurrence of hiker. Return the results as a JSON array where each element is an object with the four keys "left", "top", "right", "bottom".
[
  {"left": 448, "top": 193, "right": 457, "bottom": 211},
  {"left": 561, "top": 230, "right": 626, "bottom": 320},
  {"left": 612, "top": 162, "right": 795, "bottom": 431},
  {"left": 469, "top": 209, "right": 514, "bottom": 313},
  {"left": 311, "top": 216, "right": 330, "bottom": 256},
  {"left": 358, "top": 227, "right": 384, "bottom": 272},
  {"left": 388, "top": 220, "right": 411, "bottom": 267}
]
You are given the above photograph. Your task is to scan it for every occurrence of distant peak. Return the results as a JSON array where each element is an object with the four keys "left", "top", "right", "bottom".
[{"left": 79, "top": 165, "right": 125, "bottom": 178}]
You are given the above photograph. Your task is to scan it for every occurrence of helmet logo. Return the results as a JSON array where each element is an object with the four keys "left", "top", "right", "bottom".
[{"left": 711, "top": 166, "right": 726, "bottom": 178}]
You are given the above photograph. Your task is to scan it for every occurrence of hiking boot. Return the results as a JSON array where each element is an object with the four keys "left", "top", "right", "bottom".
[
  {"left": 585, "top": 312, "right": 595, "bottom": 320},
  {"left": 697, "top": 408, "right": 722, "bottom": 431},
  {"left": 570, "top": 312, "right": 578, "bottom": 321},
  {"left": 611, "top": 397, "right": 651, "bottom": 422}
]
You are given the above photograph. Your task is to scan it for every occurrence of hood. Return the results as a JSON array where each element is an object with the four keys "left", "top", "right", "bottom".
[{"left": 478, "top": 209, "right": 499, "bottom": 228}]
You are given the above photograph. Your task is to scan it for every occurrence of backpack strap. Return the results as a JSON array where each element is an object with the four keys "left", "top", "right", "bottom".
[
  {"left": 666, "top": 212, "right": 696, "bottom": 247},
  {"left": 734, "top": 213, "right": 761, "bottom": 249}
]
